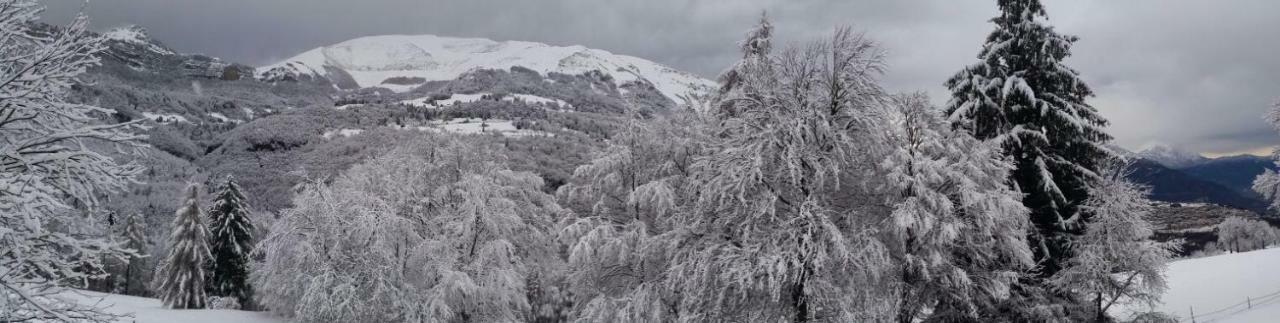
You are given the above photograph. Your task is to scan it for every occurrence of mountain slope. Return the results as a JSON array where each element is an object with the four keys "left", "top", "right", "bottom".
[
  {"left": 258, "top": 34, "right": 715, "bottom": 104},
  {"left": 1136, "top": 143, "right": 1209, "bottom": 169},
  {"left": 1183, "top": 154, "right": 1277, "bottom": 196},
  {"left": 1124, "top": 158, "right": 1267, "bottom": 212}
]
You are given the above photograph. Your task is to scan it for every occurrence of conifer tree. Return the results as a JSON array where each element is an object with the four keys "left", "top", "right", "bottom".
[
  {"left": 154, "top": 184, "right": 212, "bottom": 309},
  {"left": 944, "top": 0, "right": 1113, "bottom": 278},
  {"left": 206, "top": 177, "right": 255, "bottom": 308},
  {"left": 713, "top": 12, "right": 772, "bottom": 119},
  {"left": 122, "top": 213, "right": 149, "bottom": 296}
]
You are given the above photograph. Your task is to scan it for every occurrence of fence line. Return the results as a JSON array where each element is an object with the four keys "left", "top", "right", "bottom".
[{"left": 1181, "top": 288, "right": 1280, "bottom": 322}]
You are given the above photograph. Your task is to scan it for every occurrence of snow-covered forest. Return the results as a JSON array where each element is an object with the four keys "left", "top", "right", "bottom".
[{"left": 5, "top": 0, "right": 1280, "bottom": 322}]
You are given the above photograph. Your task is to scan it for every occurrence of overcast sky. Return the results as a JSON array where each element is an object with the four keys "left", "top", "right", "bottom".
[{"left": 42, "top": 0, "right": 1280, "bottom": 156}]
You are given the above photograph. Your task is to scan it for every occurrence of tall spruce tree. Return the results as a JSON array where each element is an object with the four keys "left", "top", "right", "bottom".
[
  {"left": 122, "top": 213, "right": 149, "bottom": 296},
  {"left": 944, "top": 0, "right": 1113, "bottom": 278},
  {"left": 154, "top": 184, "right": 212, "bottom": 309},
  {"left": 206, "top": 177, "right": 255, "bottom": 308}
]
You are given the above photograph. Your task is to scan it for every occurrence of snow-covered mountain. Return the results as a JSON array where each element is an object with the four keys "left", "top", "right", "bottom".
[
  {"left": 258, "top": 34, "right": 715, "bottom": 104},
  {"left": 1137, "top": 142, "right": 1210, "bottom": 169}
]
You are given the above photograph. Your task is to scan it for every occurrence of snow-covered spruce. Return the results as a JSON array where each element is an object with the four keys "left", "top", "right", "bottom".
[
  {"left": 253, "top": 137, "right": 566, "bottom": 322},
  {"left": 712, "top": 12, "right": 772, "bottom": 119},
  {"left": 556, "top": 113, "right": 708, "bottom": 321},
  {"left": 122, "top": 213, "right": 150, "bottom": 296},
  {"left": 1050, "top": 161, "right": 1175, "bottom": 322},
  {"left": 153, "top": 184, "right": 213, "bottom": 309},
  {"left": 945, "top": 0, "right": 1113, "bottom": 297},
  {"left": 0, "top": 0, "right": 146, "bottom": 320},
  {"left": 881, "top": 94, "right": 1034, "bottom": 321},
  {"left": 206, "top": 177, "right": 255, "bottom": 308}
]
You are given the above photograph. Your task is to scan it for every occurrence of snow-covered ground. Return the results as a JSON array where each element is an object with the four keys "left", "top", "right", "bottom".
[
  {"left": 400, "top": 92, "right": 570, "bottom": 110},
  {"left": 424, "top": 118, "right": 551, "bottom": 138},
  {"left": 64, "top": 290, "right": 284, "bottom": 323},
  {"left": 1115, "top": 247, "right": 1280, "bottom": 322},
  {"left": 321, "top": 128, "right": 364, "bottom": 139}
]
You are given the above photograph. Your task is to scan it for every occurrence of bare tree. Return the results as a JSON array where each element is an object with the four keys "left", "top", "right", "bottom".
[{"left": 0, "top": 0, "right": 145, "bottom": 321}]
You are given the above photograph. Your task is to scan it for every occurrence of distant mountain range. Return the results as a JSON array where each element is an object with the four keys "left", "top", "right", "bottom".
[{"left": 1123, "top": 144, "right": 1276, "bottom": 213}]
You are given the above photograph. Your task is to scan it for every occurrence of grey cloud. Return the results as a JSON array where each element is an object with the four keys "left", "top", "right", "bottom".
[{"left": 40, "top": 0, "right": 1280, "bottom": 155}]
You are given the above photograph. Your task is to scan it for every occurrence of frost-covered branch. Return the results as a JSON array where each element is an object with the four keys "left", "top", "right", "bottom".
[{"left": 0, "top": 0, "right": 143, "bottom": 320}]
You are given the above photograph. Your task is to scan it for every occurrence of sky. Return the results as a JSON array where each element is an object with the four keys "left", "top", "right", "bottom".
[{"left": 42, "top": 0, "right": 1280, "bottom": 156}]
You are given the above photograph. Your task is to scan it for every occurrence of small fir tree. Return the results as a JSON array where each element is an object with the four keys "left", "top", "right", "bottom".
[
  {"left": 206, "top": 177, "right": 255, "bottom": 308},
  {"left": 154, "top": 184, "right": 212, "bottom": 309},
  {"left": 122, "top": 213, "right": 149, "bottom": 296}
]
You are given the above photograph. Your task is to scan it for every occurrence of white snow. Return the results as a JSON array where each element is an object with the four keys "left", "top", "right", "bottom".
[
  {"left": 322, "top": 128, "right": 365, "bottom": 139},
  {"left": 64, "top": 290, "right": 285, "bottom": 323},
  {"left": 433, "top": 93, "right": 489, "bottom": 107},
  {"left": 207, "top": 112, "right": 241, "bottom": 123},
  {"left": 333, "top": 103, "right": 365, "bottom": 110},
  {"left": 1137, "top": 142, "right": 1210, "bottom": 169},
  {"left": 243, "top": 107, "right": 257, "bottom": 119},
  {"left": 102, "top": 26, "right": 174, "bottom": 55},
  {"left": 504, "top": 94, "right": 572, "bottom": 109},
  {"left": 1115, "top": 247, "right": 1280, "bottom": 322},
  {"left": 258, "top": 34, "right": 714, "bottom": 104},
  {"left": 102, "top": 27, "right": 147, "bottom": 45},
  {"left": 141, "top": 112, "right": 191, "bottom": 124},
  {"left": 425, "top": 118, "right": 551, "bottom": 138},
  {"left": 400, "top": 92, "right": 569, "bottom": 110}
]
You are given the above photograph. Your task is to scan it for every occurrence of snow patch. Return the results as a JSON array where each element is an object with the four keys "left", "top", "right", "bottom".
[
  {"left": 503, "top": 94, "right": 572, "bottom": 109},
  {"left": 333, "top": 103, "right": 365, "bottom": 110},
  {"left": 207, "top": 112, "right": 241, "bottom": 124},
  {"left": 322, "top": 128, "right": 365, "bottom": 139},
  {"left": 102, "top": 26, "right": 174, "bottom": 55}
]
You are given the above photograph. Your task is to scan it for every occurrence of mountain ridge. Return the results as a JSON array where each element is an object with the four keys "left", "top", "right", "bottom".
[{"left": 257, "top": 34, "right": 716, "bottom": 105}]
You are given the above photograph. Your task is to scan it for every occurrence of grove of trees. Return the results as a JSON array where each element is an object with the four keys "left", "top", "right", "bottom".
[{"left": 2, "top": 0, "right": 1188, "bottom": 322}]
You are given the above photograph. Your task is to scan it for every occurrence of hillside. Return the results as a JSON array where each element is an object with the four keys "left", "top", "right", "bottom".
[
  {"left": 1137, "top": 143, "right": 1210, "bottom": 169},
  {"left": 1184, "top": 154, "right": 1277, "bottom": 196},
  {"left": 1125, "top": 158, "right": 1267, "bottom": 212}
]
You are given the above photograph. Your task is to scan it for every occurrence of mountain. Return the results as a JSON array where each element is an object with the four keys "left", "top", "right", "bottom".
[
  {"left": 1183, "top": 154, "right": 1277, "bottom": 196},
  {"left": 257, "top": 34, "right": 715, "bottom": 106},
  {"left": 1124, "top": 158, "right": 1267, "bottom": 212},
  {"left": 1136, "top": 143, "right": 1210, "bottom": 169}
]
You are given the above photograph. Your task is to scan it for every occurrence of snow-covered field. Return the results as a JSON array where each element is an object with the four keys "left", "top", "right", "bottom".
[
  {"left": 1116, "top": 247, "right": 1280, "bottom": 322},
  {"left": 64, "top": 290, "right": 284, "bottom": 323}
]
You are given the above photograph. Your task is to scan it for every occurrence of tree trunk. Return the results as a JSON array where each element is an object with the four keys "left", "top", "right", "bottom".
[{"left": 1095, "top": 292, "right": 1105, "bottom": 322}]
